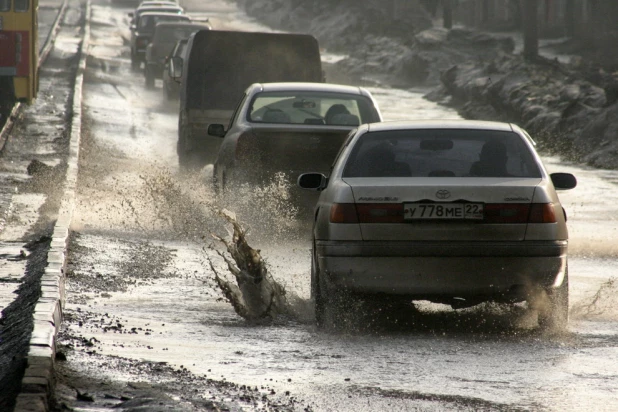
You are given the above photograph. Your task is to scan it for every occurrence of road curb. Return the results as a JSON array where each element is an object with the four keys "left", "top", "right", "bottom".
[{"left": 13, "top": 0, "right": 91, "bottom": 410}]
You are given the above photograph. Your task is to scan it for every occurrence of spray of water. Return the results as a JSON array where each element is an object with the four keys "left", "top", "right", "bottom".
[
  {"left": 76, "top": 125, "right": 310, "bottom": 323},
  {"left": 215, "top": 171, "right": 309, "bottom": 242},
  {"left": 571, "top": 277, "right": 618, "bottom": 319},
  {"left": 207, "top": 209, "right": 294, "bottom": 321},
  {"left": 117, "top": 166, "right": 307, "bottom": 322}
]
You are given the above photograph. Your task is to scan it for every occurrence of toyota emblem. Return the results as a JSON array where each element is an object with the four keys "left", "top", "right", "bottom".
[{"left": 436, "top": 189, "right": 451, "bottom": 199}]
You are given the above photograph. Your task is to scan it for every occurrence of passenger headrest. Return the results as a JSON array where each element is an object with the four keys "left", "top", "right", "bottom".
[
  {"left": 262, "top": 110, "right": 290, "bottom": 123},
  {"left": 329, "top": 113, "right": 360, "bottom": 126}
]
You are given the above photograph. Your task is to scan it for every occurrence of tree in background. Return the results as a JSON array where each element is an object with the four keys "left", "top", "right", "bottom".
[
  {"left": 418, "top": 0, "right": 452, "bottom": 29},
  {"left": 522, "top": 0, "right": 539, "bottom": 60},
  {"left": 564, "top": 0, "right": 575, "bottom": 37},
  {"left": 443, "top": 0, "right": 453, "bottom": 29}
]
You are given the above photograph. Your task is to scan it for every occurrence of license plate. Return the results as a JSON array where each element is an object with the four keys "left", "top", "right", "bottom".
[{"left": 403, "top": 203, "right": 484, "bottom": 220}]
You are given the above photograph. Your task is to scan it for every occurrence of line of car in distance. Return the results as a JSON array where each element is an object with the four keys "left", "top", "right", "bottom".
[
  {"left": 297, "top": 119, "right": 577, "bottom": 330},
  {"left": 128, "top": 2, "right": 188, "bottom": 70}
]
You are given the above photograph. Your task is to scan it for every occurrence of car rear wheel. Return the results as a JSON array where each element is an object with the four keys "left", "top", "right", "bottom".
[
  {"left": 538, "top": 267, "right": 569, "bottom": 331},
  {"left": 311, "top": 251, "right": 326, "bottom": 327},
  {"left": 164, "top": 84, "right": 173, "bottom": 101},
  {"left": 312, "top": 259, "right": 354, "bottom": 329},
  {"left": 212, "top": 168, "right": 226, "bottom": 195},
  {"left": 130, "top": 53, "right": 140, "bottom": 71},
  {"left": 145, "top": 67, "right": 155, "bottom": 89},
  {"left": 179, "top": 152, "right": 204, "bottom": 173},
  {"left": 177, "top": 131, "right": 203, "bottom": 172}
]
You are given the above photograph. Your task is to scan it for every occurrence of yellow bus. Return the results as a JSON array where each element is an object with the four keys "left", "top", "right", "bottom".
[{"left": 0, "top": 0, "right": 39, "bottom": 107}]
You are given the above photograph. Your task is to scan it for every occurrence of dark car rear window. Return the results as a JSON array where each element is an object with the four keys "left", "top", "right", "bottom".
[
  {"left": 343, "top": 129, "right": 542, "bottom": 178},
  {"left": 247, "top": 91, "right": 380, "bottom": 126},
  {"left": 138, "top": 14, "right": 188, "bottom": 30}
]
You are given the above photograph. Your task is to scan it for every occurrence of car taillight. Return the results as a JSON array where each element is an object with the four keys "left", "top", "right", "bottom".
[
  {"left": 330, "top": 203, "right": 404, "bottom": 223},
  {"left": 528, "top": 203, "right": 557, "bottom": 223},
  {"left": 484, "top": 203, "right": 556, "bottom": 223},
  {"left": 235, "top": 132, "right": 257, "bottom": 162},
  {"left": 356, "top": 204, "right": 403, "bottom": 223},
  {"left": 330, "top": 203, "right": 359, "bottom": 223},
  {"left": 137, "top": 37, "right": 149, "bottom": 47},
  {"left": 484, "top": 203, "right": 530, "bottom": 223}
]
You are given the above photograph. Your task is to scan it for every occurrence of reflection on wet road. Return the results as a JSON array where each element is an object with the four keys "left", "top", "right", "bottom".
[{"left": 63, "top": 0, "right": 618, "bottom": 410}]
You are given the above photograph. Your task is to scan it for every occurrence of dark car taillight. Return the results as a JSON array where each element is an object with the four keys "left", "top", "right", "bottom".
[
  {"left": 330, "top": 203, "right": 404, "bottom": 223},
  {"left": 484, "top": 203, "right": 556, "bottom": 224},
  {"left": 330, "top": 203, "right": 359, "bottom": 223},
  {"left": 527, "top": 203, "right": 557, "bottom": 223}
]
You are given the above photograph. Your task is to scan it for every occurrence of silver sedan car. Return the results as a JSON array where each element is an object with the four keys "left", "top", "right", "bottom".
[{"left": 298, "top": 120, "right": 577, "bottom": 329}]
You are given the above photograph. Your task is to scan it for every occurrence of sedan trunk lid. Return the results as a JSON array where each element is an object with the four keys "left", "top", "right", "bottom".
[{"left": 250, "top": 125, "right": 352, "bottom": 176}]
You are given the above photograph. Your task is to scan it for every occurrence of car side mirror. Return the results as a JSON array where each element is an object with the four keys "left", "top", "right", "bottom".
[
  {"left": 208, "top": 124, "right": 226, "bottom": 138},
  {"left": 550, "top": 173, "right": 577, "bottom": 190},
  {"left": 298, "top": 173, "right": 328, "bottom": 191},
  {"left": 170, "top": 56, "right": 183, "bottom": 81}
]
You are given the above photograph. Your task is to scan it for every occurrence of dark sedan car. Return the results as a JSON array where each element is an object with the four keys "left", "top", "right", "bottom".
[{"left": 209, "top": 82, "right": 383, "bottom": 212}]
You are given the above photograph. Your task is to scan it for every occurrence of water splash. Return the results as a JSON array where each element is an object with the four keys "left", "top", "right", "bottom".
[
  {"left": 571, "top": 277, "right": 618, "bottom": 319},
  {"left": 216, "top": 171, "right": 306, "bottom": 241},
  {"left": 81, "top": 161, "right": 307, "bottom": 323},
  {"left": 208, "top": 209, "right": 294, "bottom": 322}
]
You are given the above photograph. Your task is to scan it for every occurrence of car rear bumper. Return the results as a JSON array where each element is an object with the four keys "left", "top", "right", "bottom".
[{"left": 316, "top": 240, "right": 567, "bottom": 298}]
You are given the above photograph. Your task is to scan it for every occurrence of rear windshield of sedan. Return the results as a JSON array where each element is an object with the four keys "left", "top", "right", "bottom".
[
  {"left": 138, "top": 14, "right": 188, "bottom": 30},
  {"left": 343, "top": 129, "right": 542, "bottom": 178},
  {"left": 247, "top": 91, "right": 379, "bottom": 126}
]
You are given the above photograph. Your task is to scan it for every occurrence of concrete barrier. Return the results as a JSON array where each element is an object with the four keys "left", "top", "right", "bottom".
[{"left": 13, "top": 1, "right": 90, "bottom": 410}]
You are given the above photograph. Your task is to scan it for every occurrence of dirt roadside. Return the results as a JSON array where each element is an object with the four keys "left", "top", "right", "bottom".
[{"left": 235, "top": 0, "right": 618, "bottom": 170}]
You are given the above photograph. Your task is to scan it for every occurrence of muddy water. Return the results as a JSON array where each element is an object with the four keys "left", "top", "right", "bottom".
[{"left": 63, "top": 0, "right": 618, "bottom": 410}]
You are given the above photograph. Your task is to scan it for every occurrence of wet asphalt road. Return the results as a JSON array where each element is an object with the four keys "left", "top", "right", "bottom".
[{"left": 47, "top": 0, "right": 618, "bottom": 411}]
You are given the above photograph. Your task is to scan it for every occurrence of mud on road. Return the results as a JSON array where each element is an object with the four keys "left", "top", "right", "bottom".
[{"left": 55, "top": 236, "right": 303, "bottom": 411}]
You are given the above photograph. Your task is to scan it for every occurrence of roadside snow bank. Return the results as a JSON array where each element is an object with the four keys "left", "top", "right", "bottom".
[
  {"left": 428, "top": 53, "right": 618, "bottom": 168},
  {"left": 235, "top": 0, "right": 618, "bottom": 169}
]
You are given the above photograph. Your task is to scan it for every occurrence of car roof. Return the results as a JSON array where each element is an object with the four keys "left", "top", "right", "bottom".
[
  {"left": 250, "top": 82, "right": 369, "bottom": 95},
  {"left": 154, "top": 22, "right": 209, "bottom": 29},
  {"left": 137, "top": 4, "right": 182, "bottom": 10},
  {"left": 138, "top": 11, "right": 189, "bottom": 18},
  {"left": 364, "top": 119, "right": 516, "bottom": 132},
  {"left": 136, "top": 6, "right": 183, "bottom": 14},
  {"left": 139, "top": 1, "right": 178, "bottom": 5}
]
